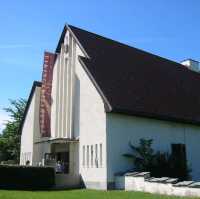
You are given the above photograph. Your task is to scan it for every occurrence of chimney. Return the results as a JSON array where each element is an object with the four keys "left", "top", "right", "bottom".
[{"left": 181, "top": 59, "right": 199, "bottom": 72}]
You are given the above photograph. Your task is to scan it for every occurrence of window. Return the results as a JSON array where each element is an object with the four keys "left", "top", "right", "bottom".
[
  {"left": 22, "top": 153, "right": 25, "bottom": 165},
  {"left": 171, "top": 144, "right": 187, "bottom": 166},
  {"left": 91, "top": 145, "right": 93, "bottom": 167},
  {"left": 87, "top": 145, "right": 89, "bottom": 167},
  {"left": 171, "top": 143, "right": 187, "bottom": 179},
  {"left": 82, "top": 146, "right": 85, "bottom": 167},
  {"left": 100, "top": 144, "right": 103, "bottom": 167},
  {"left": 95, "top": 144, "right": 98, "bottom": 168}
]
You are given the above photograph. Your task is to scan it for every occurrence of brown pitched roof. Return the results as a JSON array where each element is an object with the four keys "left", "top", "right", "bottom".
[{"left": 67, "top": 25, "right": 200, "bottom": 125}]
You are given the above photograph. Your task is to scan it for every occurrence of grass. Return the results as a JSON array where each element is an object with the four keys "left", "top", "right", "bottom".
[{"left": 0, "top": 189, "right": 199, "bottom": 199}]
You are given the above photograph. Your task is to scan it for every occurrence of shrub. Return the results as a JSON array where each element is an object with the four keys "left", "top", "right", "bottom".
[
  {"left": 0, "top": 165, "right": 55, "bottom": 190},
  {"left": 1, "top": 160, "right": 17, "bottom": 165},
  {"left": 123, "top": 139, "right": 191, "bottom": 181}
]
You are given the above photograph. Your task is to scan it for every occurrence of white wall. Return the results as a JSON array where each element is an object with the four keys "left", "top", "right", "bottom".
[
  {"left": 20, "top": 86, "right": 41, "bottom": 165},
  {"left": 51, "top": 55, "right": 59, "bottom": 138},
  {"left": 51, "top": 31, "right": 77, "bottom": 139},
  {"left": 51, "top": 28, "right": 108, "bottom": 189},
  {"left": 69, "top": 142, "right": 79, "bottom": 178},
  {"left": 20, "top": 85, "right": 51, "bottom": 166},
  {"left": 106, "top": 113, "right": 200, "bottom": 183},
  {"left": 20, "top": 28, "right": 108, "bottom": 189},
  {"left": 74, "top": 44, "right": 107, "bottom": 189}
]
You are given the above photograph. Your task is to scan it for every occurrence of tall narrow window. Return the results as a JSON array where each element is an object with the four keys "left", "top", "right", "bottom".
[
  {"left": 91, "top": 145, "right": 93, "bottom": 167},
  {"left": 87, "top": 145, "right": 89, "bottom": 168},
  {"left": 95, "top": 144, "right": 98, "bottom": 168},
  {"left": 100, "top": 144, "right": 103, "bottom": 167},
  {"left": 22, "top": 153, "right": 24, "bottom": 165},
  {"left": 171, "top": 144, "right": 187, "bottom": 180},
  {"left": 82, "top": 146, "right": 85, "bottom": 167},
  {"left": 24, "top": 153, "right": 27, "bottom": 164}
]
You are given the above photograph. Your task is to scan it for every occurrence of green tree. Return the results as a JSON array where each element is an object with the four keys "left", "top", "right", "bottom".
[
  {"left": 123, "top": 139, "right": 156, "bottom": 172},
  {"left": 123, "top": 139, "right": 191, "bottom": 180},
  {"left": 0, "top": 98, "right": 26, "bottom": 163}
]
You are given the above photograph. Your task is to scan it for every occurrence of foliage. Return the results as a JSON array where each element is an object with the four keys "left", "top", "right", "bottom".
[
  {"left": 123, "top": 139, "right": 156, "bottom": 172},
  {"left": 0, "top": 99, "right": 26, "bottom": 163},
  {"left": 0, "top": 165, "right": 55, "bottom": 189},
  {"left": 123, "top": 139, "right": 191, "bottom": 181}
]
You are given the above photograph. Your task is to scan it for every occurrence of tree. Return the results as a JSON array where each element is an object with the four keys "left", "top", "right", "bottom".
[
  {"left": 123, "top": 139, "right": 157, "bottom": 172},
  {"left": 0, "top": 98, "right": 26, "bottom": 163},
  {"left": 123, "top": 139, "right": 191, "bottom": 180}
]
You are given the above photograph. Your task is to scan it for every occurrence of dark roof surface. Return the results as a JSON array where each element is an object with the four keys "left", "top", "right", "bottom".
[{"left": 68, "top": 25, "right": 200, "bottom": 125}]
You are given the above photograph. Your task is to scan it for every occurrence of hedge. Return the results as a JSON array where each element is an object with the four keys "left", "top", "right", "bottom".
[{"left": 0, "top": 165, "right": 55, "bottom": 190}]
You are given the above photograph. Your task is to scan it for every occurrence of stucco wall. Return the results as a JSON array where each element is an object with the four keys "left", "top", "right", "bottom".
[
  {"left": 69, "top": 142, "right": 80, "bottom": 181},
  {"left": 106, "top": 113, "right": 200, "bottom": 183},
  {"left": 75, "top": 44, "right": 107, "bottom": 189},
  {"left": 51, "top": 29, "right": 107, "bottom": 189},
  {"left": 45, "top": 28, "right": 107, "bottom": 189},
  {"left": 51, "top": 31, "right": 77, "bottom": 139},
  {"left": 20, "top": 86, "right": 41, "bottom": 165},
  {"left": 51, "top": 55, "right": 59, "bottom": 139}
]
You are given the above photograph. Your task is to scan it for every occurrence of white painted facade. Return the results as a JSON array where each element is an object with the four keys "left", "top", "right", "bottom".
[
  {"left": 106, "top": 113, "right": 200, "bottom": 184},
  {"left": 20, "top": 28, "right": 107, "bottom": 189},
  {"left": 20, "top": 86, "right": 41, "bottom": 165},
  {"left": 51, "top": 32, "right": 76, "bottom": 139},
  {"left": 20, "top": 26, "right": 200, "bottom": 190},
  {"left": 51, "top": 29, "right": 107, "bottom": 188},
  {"left": 76, "top": 45, "right": 107, "bottom": 189}
]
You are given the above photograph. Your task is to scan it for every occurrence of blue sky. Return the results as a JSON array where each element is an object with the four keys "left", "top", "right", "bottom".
[{"left": 0, "top": 0, "right": 200, "bottom": 131}]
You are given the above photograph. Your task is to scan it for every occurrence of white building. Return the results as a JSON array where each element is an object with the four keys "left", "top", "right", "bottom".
[{"left": 20, "top": 24, "right": 200, "bottom": 189}]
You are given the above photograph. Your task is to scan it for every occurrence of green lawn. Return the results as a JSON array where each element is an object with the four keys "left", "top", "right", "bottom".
[{"left": 0, "top": 189, "right": 199, "bottom": 199}]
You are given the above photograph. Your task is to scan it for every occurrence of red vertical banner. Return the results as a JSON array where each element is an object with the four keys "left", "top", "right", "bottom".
[{"left": 40, "top": 52, "right": 56, "bottom": 137}]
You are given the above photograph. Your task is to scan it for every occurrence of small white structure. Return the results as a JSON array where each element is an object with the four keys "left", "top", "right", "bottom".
[
  {"left": 115, "top": 172, "right": 200, "bottom": 197},
  {"left": 181, "top": 59, "right": 200, "bottom": 72},
  {"left": 20, "top": 24, "right": 200, "bottom": 189}
]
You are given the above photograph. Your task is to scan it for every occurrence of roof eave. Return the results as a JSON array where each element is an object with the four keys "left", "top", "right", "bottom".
[{"left": 109, "top": 108, "right": 200, "bottom": 126}]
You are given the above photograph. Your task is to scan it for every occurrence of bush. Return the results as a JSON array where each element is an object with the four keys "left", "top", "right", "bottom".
[
  {"left": 0, "top": 165, "right": 55, "bottom": 190},
  {"left": 123, "top": 139, "right": 191, "bottom": 181},
  {"left": 1, "top": 160, "right": 17, "bottom": 165}
]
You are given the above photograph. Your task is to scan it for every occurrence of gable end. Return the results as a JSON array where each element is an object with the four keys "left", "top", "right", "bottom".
[{"left": 19, "top": 81, "right": 42, "bottom": 134}]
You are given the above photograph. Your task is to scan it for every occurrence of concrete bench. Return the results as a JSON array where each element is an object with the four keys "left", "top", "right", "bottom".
[
  {"left": 125, "top": 172, "right": 139, "bottom": 176},
  {"left": 133, "top": 172, "right": 150, "bottom": 178},
  {"left": 147, "top": 177, "right": 169, "bottom": 183},
  {"left": 174, "top": 181, "right": 194, "bottom": 187},
  {"left": 165, "top": 178, "right": 178, "bottom": 184},
  {"left": 189, "top": 182, "right": 200, "bottom": 188}
]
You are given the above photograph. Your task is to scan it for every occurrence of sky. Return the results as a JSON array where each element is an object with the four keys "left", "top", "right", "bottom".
[{"left": 0, "top": 0, "right": 200, "bottom": 132}]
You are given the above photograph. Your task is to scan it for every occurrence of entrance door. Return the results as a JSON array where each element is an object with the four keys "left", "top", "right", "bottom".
[{"left": 56, "top": 152, "right": 69, "bottom": 173}]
